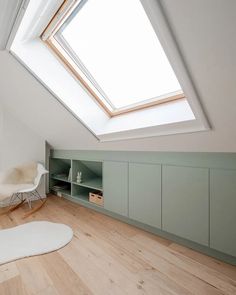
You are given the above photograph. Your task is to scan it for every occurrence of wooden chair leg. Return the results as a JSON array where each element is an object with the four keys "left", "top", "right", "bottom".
[
  {"left": 0, "top": 199, "right": 26, "bottom": 216},
  {"left": 22, "top": 199, "right": 47, "bottom": 219}
]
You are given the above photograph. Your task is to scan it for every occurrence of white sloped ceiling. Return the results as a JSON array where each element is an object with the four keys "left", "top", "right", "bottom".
[{"left": 0, "top": 0, "right": 236, "bottom": 151}]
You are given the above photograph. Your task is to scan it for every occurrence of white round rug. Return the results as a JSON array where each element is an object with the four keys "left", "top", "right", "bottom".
[{"left": 0, "top": 221, "right": 73, "bottom": 265}]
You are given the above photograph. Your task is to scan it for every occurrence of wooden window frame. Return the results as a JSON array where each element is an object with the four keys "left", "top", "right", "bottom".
[{"left": 41, "top": 0, "right": 185, "bottom": 117}]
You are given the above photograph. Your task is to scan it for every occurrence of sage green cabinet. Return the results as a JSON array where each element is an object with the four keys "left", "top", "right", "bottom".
[
  {"left": 129, "top": 163, "right": 161, "bottom": 228},
  {"left": 162, "top": 166, "right": 209, "bottom": 246},
  {"left": 103, "top": 161, "right": 128, "bottom": 216},
  {"left": 210, "top": 169, "right": 236, "bottom": 257}
]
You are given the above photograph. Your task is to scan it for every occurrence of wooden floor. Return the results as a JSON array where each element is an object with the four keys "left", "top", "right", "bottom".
[{"left": 0, "top": 196, "right": 235, "bottom": 295}]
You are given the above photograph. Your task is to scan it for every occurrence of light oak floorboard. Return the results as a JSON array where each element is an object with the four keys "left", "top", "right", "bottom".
[
  {"left": 0, "top": 276, "right": 29, "bottom": 295},
  {"left": 0, "top": 195, "right": 235, "bottom": 295},
  {"left": 0, "top": 263, "right": 19, "bottom": 284}
]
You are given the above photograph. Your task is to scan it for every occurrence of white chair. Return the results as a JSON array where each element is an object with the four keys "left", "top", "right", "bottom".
[
  {"left": 0, "top": 163, "right": 48, "bottom": 218},
  {"left": 10, "top": 163, "right": 48, "bottom": 208}
]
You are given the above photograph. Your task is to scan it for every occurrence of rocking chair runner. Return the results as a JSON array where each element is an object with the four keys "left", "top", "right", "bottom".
[{"left": 0, "top": 163, "right": 48, "bottom": 218}]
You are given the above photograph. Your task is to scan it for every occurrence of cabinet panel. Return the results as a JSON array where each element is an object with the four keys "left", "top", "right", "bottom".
[
  {"left": 103, "top": 161, "right": 128, "bottom": 216},
  {"left": 162, "top": 166, "right": 209, "bottom": 246},
  {"left": 129, "top": 163, "right": 161, "bottom": 228},
  {"left": 210, "top": 169, "right": 236, "bottom": 257}
]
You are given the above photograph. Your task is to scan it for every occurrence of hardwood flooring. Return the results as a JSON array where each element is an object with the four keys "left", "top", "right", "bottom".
[{"left": 0, "top": 195, "right": 235, "bottom": 295}]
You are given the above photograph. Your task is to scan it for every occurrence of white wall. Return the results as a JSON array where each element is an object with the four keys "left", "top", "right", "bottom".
[{"left": 0, "top": 102, "right": 46, "bottom": 195}]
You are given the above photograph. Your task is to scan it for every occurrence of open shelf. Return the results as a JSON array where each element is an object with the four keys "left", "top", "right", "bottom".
[
  {"left": 51, "top": 189, "right": 71, "bottom": 197},
  {"left": 72, "top": 193, "right": 102, "bottom": 208},
  {"left": 72, "top": 177, "right": 102, "bottom": 191},
  {"left": 50, "top": 185, "right": 71, "bottom": 196},
  {"left": 72, "top": 183, "right": 103, "bottom": 207},
  {"left": 50, "top": 174, "right": 71, "bottom": 197},
  {"left": 50, "top": 157, "right": 103, "bottom": 207},
  {"left": 49, "top": 158, "right": 72, "bottom": 190},
  {"left": 51, "top": 176, "right": 71, "bottom": 183},
  {"left": 72, "top": 160, "right": 102, "bottom": 189},
  {"left": 73, "top": 193, "right": 88, "bottom": 202}
]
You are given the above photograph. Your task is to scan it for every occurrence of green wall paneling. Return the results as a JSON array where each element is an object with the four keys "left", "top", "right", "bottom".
[
  {"left": 129, "top": 163, "right": 161, "bottom": 228},
  {"left": 52, "top": 150, "right": 236, "bottom": 170},
  {"left": 210, "top": 169, "right": 236, "bottom": 257},
  {"left": 162, "top": 165, "right": 209, "bottom": 246},
  {"left": 103, "top": 161, "right": 128, "bottom": 216}
]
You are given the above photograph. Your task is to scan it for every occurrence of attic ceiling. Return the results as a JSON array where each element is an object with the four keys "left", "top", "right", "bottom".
[
  {"left": 0, "top": 0, "right": 23, "bottom": 49},
  {"left": 0, "top": 0, "right": 236, "bottom": 152}
]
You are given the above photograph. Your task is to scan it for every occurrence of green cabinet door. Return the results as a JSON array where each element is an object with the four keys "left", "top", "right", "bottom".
[
  {"left": 210, "top": 169, "right": 236, "bottom": 257},
  {"left": 129, "top": 163, "right": 161, "bottom": 228},
  {"left": 162, "top": 165, "right": 209, "bottom": 246},
  {"left": 103, "top": 161, "right": 128, "bottom": 216}
]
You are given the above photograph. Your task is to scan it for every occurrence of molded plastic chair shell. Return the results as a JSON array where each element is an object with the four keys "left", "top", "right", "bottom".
[{"left": 17, "top": 163, "right": 48, "bottom": 193}]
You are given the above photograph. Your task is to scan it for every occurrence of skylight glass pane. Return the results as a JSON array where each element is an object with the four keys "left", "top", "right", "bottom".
[{"left": 59, "top": 0, "right": 182, "bottom": 109}]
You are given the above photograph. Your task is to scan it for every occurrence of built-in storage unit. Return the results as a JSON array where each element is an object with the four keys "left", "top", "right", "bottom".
[
  {"left": 103, "top": 161, "right": 128, "bottom": 216},
  {"left": 129, "top": 163, "right": 161, "bottom": 228},
  {"left": 162, "top": 165, "right": 209, "bottom": 246},
  {"left": 49, "top": 151, "right": 236, "bottom": 265},
  {"left": 210, "top": 169, "right": 236, "bottom": 257},
  {"left": 50, "top": 158, "right": 103, "bottom": 206}
]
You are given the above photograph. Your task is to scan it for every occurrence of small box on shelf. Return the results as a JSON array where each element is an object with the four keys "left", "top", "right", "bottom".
[{"left": 89, "top": 191, "right": 103, "bottom": 206}]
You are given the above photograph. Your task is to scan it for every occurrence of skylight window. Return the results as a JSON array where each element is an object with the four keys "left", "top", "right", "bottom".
[{"left": 43, "top": 0, "right": 184, "bottom": 116}]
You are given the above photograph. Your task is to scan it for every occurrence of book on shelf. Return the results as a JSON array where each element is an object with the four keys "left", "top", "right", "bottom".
[{"left": 51, "top": 184, "right": 68, "bottom": 191}]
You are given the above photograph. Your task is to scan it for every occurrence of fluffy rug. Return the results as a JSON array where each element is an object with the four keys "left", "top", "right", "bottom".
[{"left": 0, "top": 221, "right": 73, "bottom": 265}]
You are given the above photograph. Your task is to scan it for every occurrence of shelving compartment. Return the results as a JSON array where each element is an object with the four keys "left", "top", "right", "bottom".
[
  {"left": 72, "top": 185, "right": 91, "bottom": 202},
  {"left": 72, "top": 160, "right": 103, "bottom": 191},
  {"left": 50, "top": 158, "right": 72, "bottom": 195},
  {"left": 49, "top": 158, "right": 103, "bottom": 206},
  {"left": 50, "top": 178, "right": 71, "bottom": 197},
  {"left": 72, "top": 160, "right": 103, "bottom": 206},
  {"left": 50, "top": 158, "right": 71, "bottom": 181}
]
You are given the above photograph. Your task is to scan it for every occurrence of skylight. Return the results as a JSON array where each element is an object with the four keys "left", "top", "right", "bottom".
[
  {"left": 11, "top": 0, "right": 208, "bottom": 142},
  {"left": 44, "top": 0, "right": 184, "bottom": 116}
]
